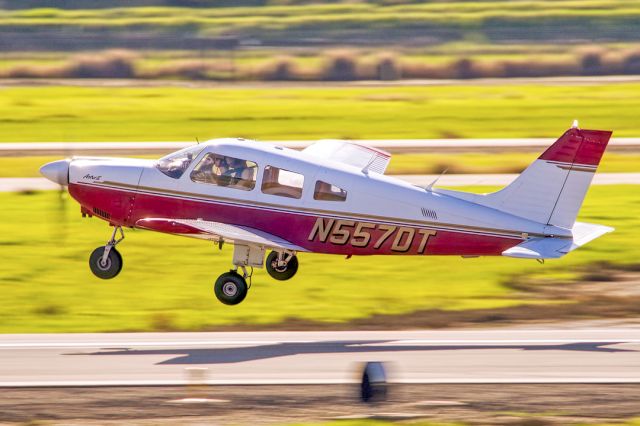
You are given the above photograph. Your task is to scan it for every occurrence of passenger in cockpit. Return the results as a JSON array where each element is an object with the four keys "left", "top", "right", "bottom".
[{"left": 226, "top": 157, "right": 254, "bottom": 188}]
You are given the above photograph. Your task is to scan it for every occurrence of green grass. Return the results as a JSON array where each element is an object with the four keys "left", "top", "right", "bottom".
[
  {"left": 593, "top": 420, "right": 640, "bottom": 426},
  {"left": 0, "top": 40, "right": 635, "bottom": 71},
  {"left": 5, "top": 152, "right": 639, "bottom": 178},
  {"left": 0, "top": 184, "right": 635, "bottom": 333},
  {"left": 1, "top": 84, "right": 640, "bottom": 142},
  {"left": 2, "top": 1, "right": 639, "bottom": 40},
  {"left": 0, "top": 42, "right": 627, "bottom": 72},
  {"left": 283, "top": 418, "right": 640, "bottom": 426}
]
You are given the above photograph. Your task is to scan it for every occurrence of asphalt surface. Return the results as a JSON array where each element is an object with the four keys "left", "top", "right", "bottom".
[
  {"left": 2, "top": 328, "right": 640, "bottom": 387},
  {"left": 2, "top": 137, "right": 639, "bottom": 156},
  {"left": 3, "top": 173, "right": 639, "bottom": 192}
]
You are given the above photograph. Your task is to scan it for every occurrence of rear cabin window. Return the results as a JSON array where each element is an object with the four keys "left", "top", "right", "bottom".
[
  {"left": 191, "top": 153, "right": 257, "bottom": 191},
  {"left": 261, "top": 166, "right": 304, "bottom": 199},
  {"left": 314, "top": 181, "right": 347, "bottom": 202}
]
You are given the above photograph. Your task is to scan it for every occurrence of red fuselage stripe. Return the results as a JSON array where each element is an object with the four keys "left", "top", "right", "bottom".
[{"left": 69, "top": 182, "right": 523, "bottom": 256}]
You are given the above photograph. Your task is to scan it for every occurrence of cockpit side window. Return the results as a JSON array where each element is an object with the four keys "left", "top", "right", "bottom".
[
  {"left": 191, "top": 153, "right": 257, "bottom": 191},
  {"left": 313, "top": 180, "right": 347, "bottom": 202},
  {"left": 156, "top": 145, "right": 203, "bottom": 179},
  {"left": 261, "top": 166, "right": 304, "bottom": 199}
]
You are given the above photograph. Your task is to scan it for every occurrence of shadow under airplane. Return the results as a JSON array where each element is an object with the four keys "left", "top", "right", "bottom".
[{"left": 66, "top": 340, "right": 636, "bottom": 365}]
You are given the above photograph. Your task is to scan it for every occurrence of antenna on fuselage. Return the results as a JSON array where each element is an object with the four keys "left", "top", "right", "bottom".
[
  {"left": 425, "top": 168, "right": 448, "bottom": 192},
  {"left": 195, "top": 137, "right": 200, "bottom": 144}
]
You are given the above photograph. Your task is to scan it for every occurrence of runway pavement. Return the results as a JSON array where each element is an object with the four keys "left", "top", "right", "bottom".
[
  {"left": 2, "top": 137, "right": 640, "bottom": 156},
  {"left": 2, "top": 328, "right": 640, "bottom": 387},
  {"left": 3, "top": 173, "right": 640, "bottom": 192}
]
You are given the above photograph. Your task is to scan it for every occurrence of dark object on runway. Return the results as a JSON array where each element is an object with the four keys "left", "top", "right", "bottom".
[{"left": 360, "top": 362, "right": 387, "bottom": 403}]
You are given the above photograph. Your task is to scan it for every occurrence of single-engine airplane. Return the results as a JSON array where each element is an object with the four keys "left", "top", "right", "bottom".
[{"left": 40, "top": 122, "right": 613, "bottom": 305}]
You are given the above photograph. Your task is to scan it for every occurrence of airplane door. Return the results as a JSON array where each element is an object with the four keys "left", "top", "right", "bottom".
[{"left": 134, "top": 164, "right": 182, "bottom": 221}]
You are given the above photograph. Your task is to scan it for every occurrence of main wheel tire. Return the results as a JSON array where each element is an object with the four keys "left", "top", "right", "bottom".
[
  {"left": 266, "top": 251, "right": 299, "bottom": 281},
  {"left": 214, "top": 271, "right": 248, "bottom": 305},
  {"left": 89, "top": 246, "right": 123, "bottom": 279}
]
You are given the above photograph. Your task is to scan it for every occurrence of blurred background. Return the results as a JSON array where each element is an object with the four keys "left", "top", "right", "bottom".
[{"left": 1, "top": 0, "right": 640, "bottom": 334}]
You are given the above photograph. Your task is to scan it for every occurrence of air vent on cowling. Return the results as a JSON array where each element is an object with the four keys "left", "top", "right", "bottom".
[{"left": 93, "top": 207, "right": 111, "bottom": 220}]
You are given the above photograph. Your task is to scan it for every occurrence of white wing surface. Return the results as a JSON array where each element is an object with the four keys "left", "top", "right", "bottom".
[{"left": 135, "top": 218, "right": 308, "bottom": 252}]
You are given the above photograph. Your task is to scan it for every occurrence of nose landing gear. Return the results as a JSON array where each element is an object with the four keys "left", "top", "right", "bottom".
[{"left": 89, "top": 226, "right": 124, "bottom": 279}]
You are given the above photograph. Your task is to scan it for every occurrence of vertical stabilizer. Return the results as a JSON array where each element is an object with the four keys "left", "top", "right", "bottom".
[{"left": 449, "top": 125, "right": 612, "bottom": 229}]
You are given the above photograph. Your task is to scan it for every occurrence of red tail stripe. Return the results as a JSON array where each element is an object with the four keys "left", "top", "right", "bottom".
[{"left": 539, "top": 128, "right": 612, "bottom": 167}]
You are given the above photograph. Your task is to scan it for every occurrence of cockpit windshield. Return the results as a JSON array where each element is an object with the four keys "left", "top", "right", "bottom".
[{"left": 156, "top": 145, "right": 204, "bottom": 179}]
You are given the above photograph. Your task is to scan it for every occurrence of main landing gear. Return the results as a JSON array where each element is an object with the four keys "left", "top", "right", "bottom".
[
  {"left": 214, "top": 267, "right": 249, "bottom": 306},
  {"left": 89, "top": 226, "right": 124, "bottom": 279},
  {"left": 87, "top": 228, "right": 299, "bottom": 306},
  {"left": 265, "top": 251, "right": 299, "bottom": 281},
  {"left": 212, "top": 247, "right": 299, "bottom": 305}
]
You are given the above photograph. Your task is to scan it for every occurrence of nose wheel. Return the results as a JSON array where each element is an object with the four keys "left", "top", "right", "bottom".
[
  {"left": 89, "top": 226, "right": 124, "bottom": 279},
  {"left": 266, "top": 251, "right": 298, "bottom": 281},
  {"left": 89, "top": 246, "right": 123, "bottom": 279}
]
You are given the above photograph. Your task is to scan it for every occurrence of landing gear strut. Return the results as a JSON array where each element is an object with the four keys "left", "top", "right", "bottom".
[
  {"left": 89, "top": 226, "right": 124, "bottom": 279},
  {"left": 266, "top": 251, "right": 298, "bottom": 281}
]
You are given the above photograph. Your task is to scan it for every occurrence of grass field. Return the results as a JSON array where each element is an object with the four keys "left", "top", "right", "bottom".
[
  {"left": 0, "top": 184, "right": 635, "bottom": 333},
  {"left": 3, "top": 1, "right": 640, "bottom": 81},
  {"left": 1, "top": 83, "right": 640, "bottom": 142},
  {"left": 4, "top": 152, "right": 639, "bottom": 178},
  {"left": 3, "top": 0, "right": 639, "bottom": 41},
  {"left": 292, "top": 419, "right": 640, "bottom": 426},
  {"left": 2, "top": 41, "right": 638, "bottom": 81}
]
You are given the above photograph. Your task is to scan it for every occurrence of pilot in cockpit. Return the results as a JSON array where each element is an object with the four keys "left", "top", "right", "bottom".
[
  {"left": 225, "top": 157, "right": 254, "bottom": 187},
  {"left": 212, "top": 155, "right": 227, "bottom": 177}
]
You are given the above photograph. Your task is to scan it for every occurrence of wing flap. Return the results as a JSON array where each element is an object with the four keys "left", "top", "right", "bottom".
[{"left": 135, "top": 218, "right": 307, "bottom": 252}]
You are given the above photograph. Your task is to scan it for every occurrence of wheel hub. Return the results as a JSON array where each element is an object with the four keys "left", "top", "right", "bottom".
[
  {"left": 272, "top": 261, "right": 288, "bottom": 273},
  {"left": 222, "top": 282, "right": 238, "bottom": 297},
  {"left": 98, "top": 257, "right": 111, "bottom": 271}
]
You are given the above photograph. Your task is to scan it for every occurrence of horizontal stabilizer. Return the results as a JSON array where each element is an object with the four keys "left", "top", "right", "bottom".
[
  {"left": 502, "top": 237, "right": 570, "bottom": 259},
  {"left": 568, "top": 221, "right": 615, "bottom": 251},
  {"left": 502, "top": 221, "right": 613, "bottom": 259}
]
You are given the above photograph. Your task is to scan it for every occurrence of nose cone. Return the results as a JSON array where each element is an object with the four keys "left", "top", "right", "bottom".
[{"left": 40, "top": 159, "right": 70, "bottom": 186}]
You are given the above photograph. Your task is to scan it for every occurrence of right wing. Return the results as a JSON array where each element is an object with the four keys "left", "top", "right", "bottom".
[{"left": 135, "top": 218, "right": 308, "bottom": 252}]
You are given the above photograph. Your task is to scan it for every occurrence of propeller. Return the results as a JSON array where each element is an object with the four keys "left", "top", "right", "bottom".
[{"left": 49, "top": 146, "right": 72, "bottom": 242}]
